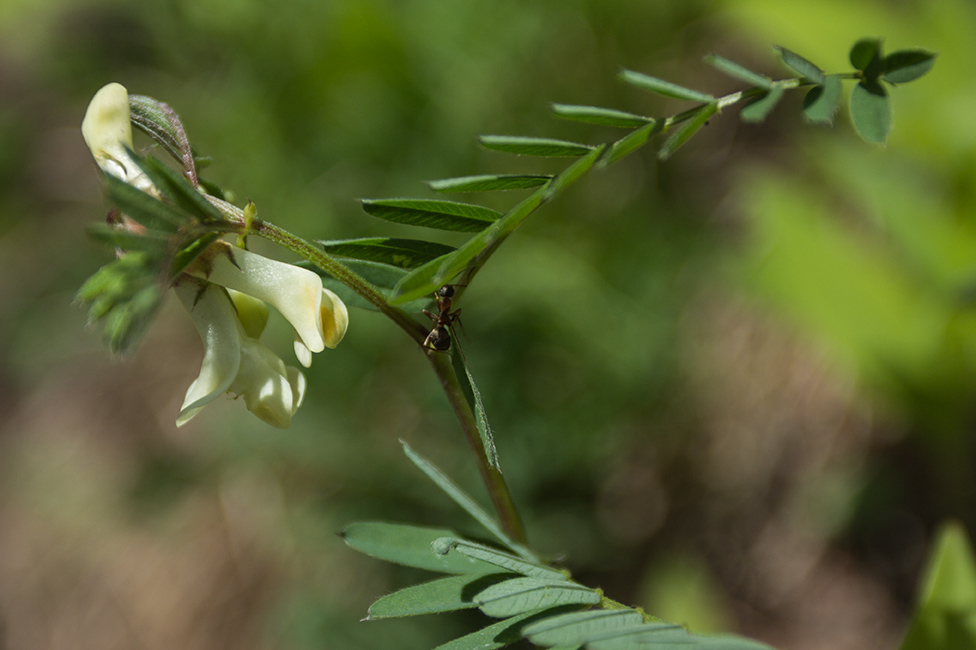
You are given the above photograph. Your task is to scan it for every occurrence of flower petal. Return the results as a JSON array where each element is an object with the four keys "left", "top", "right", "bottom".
[
  {"left": 174, "top": 282, "right": 242, "bottom": 427},
  {"left": 226, "top": 289, "right": 270, "bottom": 340},
  {"left": 231, "top": 338, "right": 304, "bottom": 428},
  {"left": 81, "top": 83, "right": 154, "bottom": 192},
  {"left": 319, "top": 287, "right": 349, "bottom": 349}
]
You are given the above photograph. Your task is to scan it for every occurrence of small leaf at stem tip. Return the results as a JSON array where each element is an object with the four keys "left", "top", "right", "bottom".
[
  {"left": 618, "top": 69, "right": 715, "bottom": 103},
  {"left": 361, "top": 198, "right": 499, "bottom": 232},
  {"left": 739, "top": 85, "right": 785, "bottom": 123},
  {"left": 849, "top": 37, "right": 884, "bottom": 78},
  {"left": 850, "top": 80, "right": 892, "bottom": 144},
  {"left": 774, "top": 46, "right": 825, "bottom": 85},
  {"left": 550, "top": 103, "right": 654, "bottom": 128},
  {"left": 427, "top": 174, "right": 551, "bottom": 193},
  {"left": 316, "top": 237, "right": 456, "bottom": 269},
  {"left": 658, "top": 103, "right": 718, "bottom": 160},
  {"left": 883, "top": 48, "right": 937, "bottom": 83},
  {"left": 474, "top": 577, "right": 601, "bottom": 618},
  {"left": 802, "top": 75, "right": 843, "bottom": 124},
  {"left": 704, "top": 54, "right": 772, "bottom": 89},
  {"left": 478, "top": 135, "right": 595, "bottom": 157}
]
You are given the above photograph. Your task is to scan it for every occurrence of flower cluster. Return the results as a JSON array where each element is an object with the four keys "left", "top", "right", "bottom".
[{"left": 82, "top": 83, "right": 348, "bottom": 428}]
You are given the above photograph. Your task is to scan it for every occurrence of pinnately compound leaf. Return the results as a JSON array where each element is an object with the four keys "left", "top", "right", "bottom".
[
  {"left": 704, "top": 54, "right": 772, "bottom": 89},
  {"left": 367, "top": 574, "right": 506, "bottom": 619},
  {"left": 473, "top": 577, "right": 601, "bottom": 618},
  {"left": 659, "top": 103, "right": 718, "bottom": 160},
  {"left": 433, "top": 538, "right": 565, "bottom": 580},
  {"left": 850, "top": 80, "right": 892, "bottom": 143},
  {"left": 316, "top": 237, "right": 455, "bottom": 269},
  {"left": 361, "top": 199, "right": 501, "bottom": 232},
  {"left": 802, "top": 75, "right": 843, "bottom": 124},
  {"left": 883, "top": 48, "right": 937, "bottom": 83},
  {"left": 479, "top": 135, "right": 595, "bottom": 157},
  {"left": 427, "top": 174, "right": 551, "bottom": 193},
  {"left": 739, "top": 85, "right": 785, "bottom": 123},
  {"left": 523, "top": 609, "right": 646, "bottom": 647},
  {"left": 775, "top": 46, "right": 825, "bottom": 85},
  {"left": 340, "top": 522, "right": 499, "bottom": 574},
  {"left": 550, "top": 103, "right": 654, "bottom": 128},
  {"left": 619, "top": 69, "right": 715, "bottom": 103}
]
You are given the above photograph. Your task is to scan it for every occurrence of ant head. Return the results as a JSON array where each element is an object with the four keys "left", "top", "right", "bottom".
[{"left": 437, "top": 285, "right": 455, "bottom": 299}]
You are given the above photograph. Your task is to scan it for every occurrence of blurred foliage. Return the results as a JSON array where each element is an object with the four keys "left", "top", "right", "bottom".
[{"left": 0, "top": 0, "right": 974, "bottom": 649}]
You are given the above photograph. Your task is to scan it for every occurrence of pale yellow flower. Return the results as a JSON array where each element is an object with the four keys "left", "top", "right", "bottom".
[{"left": 81, "top": 83, "right": 155, "bottom": 193}]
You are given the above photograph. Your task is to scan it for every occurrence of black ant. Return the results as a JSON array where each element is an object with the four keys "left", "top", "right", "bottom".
[{"left": 423, "top": 285, "right": 461, "bottom": 351}]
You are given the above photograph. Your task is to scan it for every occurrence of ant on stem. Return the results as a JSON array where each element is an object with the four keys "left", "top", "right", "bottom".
[{"left": 423, "top": 285, "right": 461, "bottom": 351}]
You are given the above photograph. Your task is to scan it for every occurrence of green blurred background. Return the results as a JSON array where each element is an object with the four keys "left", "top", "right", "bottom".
[{"left": 1, "top": 0, "right": 974, "bottom": 648}]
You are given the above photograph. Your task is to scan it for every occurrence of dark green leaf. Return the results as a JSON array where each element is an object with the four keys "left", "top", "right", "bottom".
[
  {"left": 704, "top": 54, "right": 772, "bottom": 89},
  {"left": 524, "top": 609, "right": 645, "bottom": 647},
  {"left": 658, "top": 103, "right": 718, "bottom": 160},
  {"left": 600, "top": 122, "right": 659, "bottom": 168},
  {"left": 474, "top": 577, "right": 600, "bottom": 618},
  {"left": 850, "top": 80, "right": 892, "bottom": 144},
  {"left": 740, "top": 85, "right": 785, "bottom": 123},
  {"left": 367, "top": 574, "right": 510, "bottom": 619},
  {"left": 317, "top": 237, "right": 455, "bottom": 269},
  {"left": 802, "top": 75, "right": 843, "bottom": 124},
  {"left": 128, "top": 94, "right": 204, "bottom": 173},
  {"left": 340, "top": 522, "right": 499, "bottom": 574},
  {"left": 434, "top": 538, "right": 564, "bottom": 580},
  {"left": 850, "top": 38, "right": 884, "bottom": 78},
  {"left": 619, "top": 69, "right": 715, "bottom": 103},
  {"left": 102, "top": 173, "right": 186, "bottom": 232},
  {"left": 883, "top": 48, "right": 937, "bottom": 84},
  {"left": 479, "top": 135, "right": 595, "bottom": 157},
  {"left": 133, "top": 153, "right": 225, "bottom": 223},
  {"left": 775, "top": 46, "right": 825, "bottom": 85},
  {"left": 550, "top": 104, "right": 653, "bottom": 128},
  {"left": 361, "top": 198, "right": 500, "bottom": 232},
  {"left": 428, "top": 175, "right": 551, "bottom": 193},
  {"left": 433, "top": 610, "right": 544, "bottom": 650},
  {"left": 450, "top": 348, "right": 499, "bottom": 469}
]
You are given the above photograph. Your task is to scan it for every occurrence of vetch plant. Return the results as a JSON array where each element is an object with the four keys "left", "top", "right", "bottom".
[{"left": 77, "top": 40, "right": 944, "bottom": 649}]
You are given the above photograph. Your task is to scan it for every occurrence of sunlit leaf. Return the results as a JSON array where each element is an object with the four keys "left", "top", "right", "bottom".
[
  {"left": 317, "top": 237, "right": 455, "bottom": 269},
  {"left": 428, "top": 174, "right": 551, "bottom": 193},
  {"left": 474, "top": 577, "right": 600, "bottom": 618},
  {"left": 340, "top": 522, "right": 499, "bottom": 574},
  {"left": 883, "top": 49, "right": 937, "bottom": 84},
  {"left": 739, "top": 85, "right": 785, "bottom": 123},
  {"left": 479, "top": 135, "right": 595, "bottom": 157},
  {"left": 367, "top": 574, "right": 508, "bottom": 619},
  {"left": 523, "top": 609, "right": 645, "bottom": 647},
  {"left": 850, "top": 80, "right": 892, "bottom": 144},
  {"left": 433, "top": 538, "right": 565, "bottom": 580},
  {"left": 361, "top": 198, "right": 501, "bottom": 232},
  {"left": 704, "top": 54, "right": 772, "bottom": 89},
  {"left": 550, "top": 103, "right": 654, "bottom": 128},
  {"left": 658, "top": 103, "right": 718, "bottom": 160},
  {"left": 802, "top": 75, "right": 843, "bottom": 124},
  {"left": 774, "top": 46, "right": 825, "bottom": 85},
  {"left": 619, "top": 70, "right": 715, "bottom": 103}
]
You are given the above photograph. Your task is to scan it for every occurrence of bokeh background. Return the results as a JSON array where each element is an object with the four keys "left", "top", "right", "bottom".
[{"left": 1, "top": 1, "right": 973, "bottom": 648}]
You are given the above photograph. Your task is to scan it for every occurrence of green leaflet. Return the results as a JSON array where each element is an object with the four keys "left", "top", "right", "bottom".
[
  {"left": 102, "top": 173, "right": 186, "bottom": 233},
  {"left": 850, "top": 80, "right": 892, "bottom": 144},
  {"left": 849, "top": 37, "right": 884, "bottom": 76},
  {"left": 600, "top": 122, "right": 658, "bottom": 168},
  {"left": 774, "top": 46, "right": 825, "bottom": 85},
  {"left": 428, "top": 174, "right": 552, "bottom": 193},
  {"left": 474, "top": 577, "right": 601, "bottom": 618},
  {"left": 550, "top": 103, "right": 654, "bottom": 128},
  {"left": 433, "top": 538, "right": 564, "bottom": 581},
  {"left": 361, "top": 198, "right": 501, "bottom": 232},
  {"left": 128, "top": 94, "right": 207, "bottom": 171},
  {"left": 450, "top": 347, "right": 500, "bottom": 470},
  {"left": 479, "top": 135, "right": 595, "bottom": 157},
  {"left": 619, "top": 69, "right": 715, "bottom": 103},
  {"left": 659, "top": 103, "right": 718, "bottom": 160},
  {"left": 883, "top": 49, "right": 937, "bottom": 84},
  {"left": 584, "top": 624, "right": 690, "bottom": 650},
  {"left": 132, "top": 154, "right": 224, "bottom": 223},
  {"left": 433, "top": 610, "right": 544, "bottom": 650},
  {"left": 316, "top": 237, "right": 456, "bottom": 269},
  {"left": 739, "top": 85, "right": 785, "bottom": 123},
  {"left": 367, "top": 574, "right": 509, "bottom": 619},
  {"left": 704, "top": 54, "right": 772, "bottom": 89},
  {"left": 340, "top": 522, "right": 499, "bottom": 574},
  {"left": 802, "top": 75, "right": 843, "bottom": 124},
  {"left": 523, "top": 609, "right": 646, "bottom": 646}
]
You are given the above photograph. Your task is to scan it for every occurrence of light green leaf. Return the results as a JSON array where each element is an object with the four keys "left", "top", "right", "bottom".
[
  {"left": 340, "top": 522, "right": 499, "bottom": 574},
  {"left": 739, "top": 85, "right": 785, "bottom": 123},
  {"left": 704, "top": 54, "right": 772, "bottom": 89},
  {"left": 361, "top": 198, "right": 500, "bottom": 232},
  {"left": 659, "top": 103, "right": 718, "bottom": 160},
  {"left": 428, "top": 175, "right": 551, "bottom": 193},
  {"left": 774, "top": 46, "right": 825, "bottom": 85},
  {"left": 367, "top": 574, "right": 507, "bottom": 619},
  {"left": 550, "top": 103, "right": 654, "bottom": 128},
  {"left": 619, "top": 69, "right": 715, "bottom": 103},
  {"left": 802, "top": 75, "right": 843, "bottom": 124},
  {"left": 433, "top": 610, "right": 543, "bottom": 650},
  {"left": 850, "top": 80, "right": 892, "bottom": 144},
  {"left": 883, "top": 49, "right": 937, "bottom": 84},
  {"left": 316, "top": 237, "right": 455, "bottom": 269},
  {"left": 433, "top": 538, "right": 565, "bottom": 580},
  {"left": 900, "top": 522, "right": 976, "bottom": 650},
  {"left": 479, "top": 135, "right": 595, "bottom": 157},
  {"left": 850, "top": 37, "right": 884, "bottom": 75},
  {"left": 474, "top": 577, "right": 600, "bottom": 618},
  {"left": 523, "top": 609, "right": 645, "bottom": 647},
  {"left": 600, "top": 122, "right": 659, "bottom": 168}
]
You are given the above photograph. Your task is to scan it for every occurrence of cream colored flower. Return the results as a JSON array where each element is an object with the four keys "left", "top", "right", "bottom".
[{"left": 81, "top": 83, "right": 155, "bottom": 193}]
